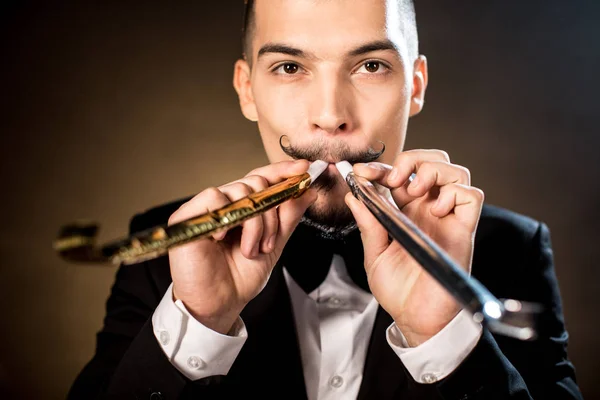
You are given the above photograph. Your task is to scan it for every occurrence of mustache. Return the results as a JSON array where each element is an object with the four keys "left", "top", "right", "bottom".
[{"left": 279, "top": 135, "right": 385, "bottom": 164}]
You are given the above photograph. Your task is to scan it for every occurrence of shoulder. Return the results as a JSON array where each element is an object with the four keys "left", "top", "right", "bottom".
[
  {"left": 128, "top": 196, "right": 193, "bottom": 234},
  {"left": 473, "top": 204, "right": 551, "bottom": 291},
  {"left": 476, "top": 203, "right": 543, "bottom": 247}
]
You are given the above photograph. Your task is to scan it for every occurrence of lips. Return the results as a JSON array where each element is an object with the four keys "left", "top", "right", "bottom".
[
  {"left": 325, "top": 163, "right": 348, "bottom": 179},
  {"left": 315, "top": 155, "right": 354, "bottom": 164}
]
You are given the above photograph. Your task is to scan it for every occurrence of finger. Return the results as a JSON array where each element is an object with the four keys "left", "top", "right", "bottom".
[
  {"left": 431, "top": 183, "right": 484, "bottom": 229},
  {"left": 168, "top": 187, "right": 231, "bottom": 226},
  {"left": 243, "top": 175, "right": 278, "bottom": 254},
  {"left": 273, "top": 188, "right": 318, "bottom": 250},
  {"left": 353, "top": 162, "right": 418, "bottom": 207},
  {"left": 353, "top": 162, "right": 393, "bottom": 182},
  {"left": 390, "top": 161, "right": 469, "bottom": 209},
  {"left": 246, "top": 159, "right": 311, "bottom": 186},
  {"left": 220, "top": 182, "right": 263, "bottom": 259},
  {"left": 223, "top": 174, "right": 279, "bottom": 254},
  {"left": 344, "top": 192, "right": 389, "bottom": 270},
  {"left": 260, "top": 208, "right": 278, "bottom": 253},
  {"left": 387, "top": 149, "right": 450, "bottom": 188},
  {"left": 355, "top": 151, "right": 450, "bottom": 209},
  {"left": 406, "top": 161, "right": 470, "bottom": 198}
]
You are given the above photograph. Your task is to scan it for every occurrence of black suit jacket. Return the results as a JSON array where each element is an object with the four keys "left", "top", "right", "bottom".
[{"left": 67, "top": 200, "right": 582, "bottom": 400}]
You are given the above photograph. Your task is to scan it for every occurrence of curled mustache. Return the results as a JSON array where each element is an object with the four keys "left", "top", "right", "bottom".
[{"left": 279, "top": 135, "right": 385, "bottom": 164}]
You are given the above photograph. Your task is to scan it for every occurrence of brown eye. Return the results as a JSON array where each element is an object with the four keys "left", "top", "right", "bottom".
[
  {"left": 365, "top": 61, "right": 380, "bottom": 73},
  {"left": 283, "top": 63, "right": 299, "bottom": 74}
]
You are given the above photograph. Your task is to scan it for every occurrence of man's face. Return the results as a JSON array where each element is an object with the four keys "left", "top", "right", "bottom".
[{"left": 234, "top": 0, "right": 427, "bottom": 228}]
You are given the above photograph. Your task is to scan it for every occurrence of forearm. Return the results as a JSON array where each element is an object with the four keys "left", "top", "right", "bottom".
[
  {"left": 152, "top": 283, "right": 247, "bottom": 380},
  {"left": 105, "top": 318, "right": 191, "bottom": 399},
  {"left": 67, "top": 319, "right": 191, "bottom": 400},
  {"left": 388, "top": 310, "right": 532, "bottom": 398},
  {"left": 435, "top": 329, "right": 533, "bottom": 399},
  {"left": 389, "top": 314, "right": 576, "bottom": 399},
  {"left": 388, "top": 309, "right": 482, "bottom": 384}
]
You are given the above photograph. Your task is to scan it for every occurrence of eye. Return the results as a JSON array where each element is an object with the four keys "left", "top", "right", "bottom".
[
  {"left": 355, "top": 60, "right": 389, "bottom": 74},
  {"left": 365, "top": 61, "right": 380, "bottom": 73},
  {"left": 273, "top": 62, "right": 301, "bottom": 75}
]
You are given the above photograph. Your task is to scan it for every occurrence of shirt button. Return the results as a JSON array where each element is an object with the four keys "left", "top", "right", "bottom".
[
  {"left": 327, "top": 297, "right": 344, "bottom": 307},
  {"left": 159, "top": 330, "right": 170, "bottom": 346},
  {"left": 329, "top": 375, "right": 344, "bottom": 388},
  {"left": 421, "top": 373, "right": 438, "bottom": 383},
  {"left": 187, "top": 356, "right": 205, "bottom": 370}
]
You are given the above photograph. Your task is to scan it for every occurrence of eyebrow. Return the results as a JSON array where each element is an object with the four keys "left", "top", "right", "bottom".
[
  {"left": 257, "top": 39, "right": 399, "bottom": 60},
  {"left": 257, "top": 44, "right": 308, "bottom": 59},
  {"left": 348, "top": 39, "right": 399, "bottom": 57}
]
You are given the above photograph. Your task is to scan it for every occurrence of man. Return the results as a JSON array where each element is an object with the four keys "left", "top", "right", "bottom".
[{"left": 68, "top": 0, "right": 582, "bottom": 399}]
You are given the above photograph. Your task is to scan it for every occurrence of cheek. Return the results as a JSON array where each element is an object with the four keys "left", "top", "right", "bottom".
[
  {"left": 354, "top": 81, "right": 411, "bottom": 158},
  {"left": 355, "top": 77, "right": 411, "bottom": 116},
  {"left": 251, "top": 78, "right": 306, "bottom": 162},
  {"left": 253, "top": 78, "right": 307, "bottom": 134}
]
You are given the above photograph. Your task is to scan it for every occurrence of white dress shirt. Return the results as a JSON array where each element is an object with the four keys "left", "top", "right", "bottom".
[{"left": 152, "top": 255, "right": 482, "bottom": 399}]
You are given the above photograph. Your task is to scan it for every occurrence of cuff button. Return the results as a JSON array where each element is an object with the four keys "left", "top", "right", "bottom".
[
  {"left": 329, "top": 375, "right": 344, "bottom": 388},
  {"left": 159, "top": 330, "right": 170, "bottom": 346},
  {"left": 187, "top": 355, "right": 205, "bottom": 370},
  {"left": 421, "top": 373, "right": 438, "bottom": 383}
]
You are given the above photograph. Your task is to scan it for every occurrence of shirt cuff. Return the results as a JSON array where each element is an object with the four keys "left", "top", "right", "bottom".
[
  {"left": 386, "top": 309, "right": 482, "bottom": 384},
  {"left": 152, "top": 283, "right": 248, "bottom": 380}
]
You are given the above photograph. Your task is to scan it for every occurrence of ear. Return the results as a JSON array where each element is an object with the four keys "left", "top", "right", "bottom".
[
  {"left": 409, "top": 55, "right": 428, "bottom": 117},
  {"left": 233, "top": 59, "right": 258, "bottom": 122}
]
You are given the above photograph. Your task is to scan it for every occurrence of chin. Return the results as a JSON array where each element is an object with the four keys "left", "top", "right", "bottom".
[{"left": 304, "top": 180, "right": 355, "bottom": 228}]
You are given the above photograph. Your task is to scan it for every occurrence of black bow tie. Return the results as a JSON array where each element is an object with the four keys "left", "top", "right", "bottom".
[{"left": 279, "top": 222, "right": 370, "bottom": 294}]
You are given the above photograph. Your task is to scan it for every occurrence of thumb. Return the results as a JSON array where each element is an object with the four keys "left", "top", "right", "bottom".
[{"left": 344, "top": 192, "right": 389, "bottom": 269}]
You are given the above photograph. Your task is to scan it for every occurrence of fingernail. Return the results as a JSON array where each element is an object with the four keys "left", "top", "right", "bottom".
[
  {"left": 252, "top": 244, "right": 259, "bottom": 258},
  {"left": 268, "top": 235, "right": 275, "bottom": 251},
  {"left": 409, "top": 176, "right": 420, "bottom": 189},
  {"left": 366, "top": 163, "right": 384, "bottom": 171},
  {"left": 389, "top": 168, "right": 399, "bottom": 181},
  {"left": 346, "top": 194, "right": 359, "bottom": 208},
  {"left": 214, "top": 231, "right": 226, "bottom": 241}
]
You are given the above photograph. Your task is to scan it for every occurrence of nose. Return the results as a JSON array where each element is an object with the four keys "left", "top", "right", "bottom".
[{"left": 309, "top": 74, "right": 353, "bottom": 135}]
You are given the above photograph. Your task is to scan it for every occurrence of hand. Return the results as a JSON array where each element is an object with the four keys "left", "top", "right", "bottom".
[
  {"left": 345, "top": 150, "right": 484, "bottom": 346},
  {"left": 168, "top": 160, "right": 317, "bottom": 334}
]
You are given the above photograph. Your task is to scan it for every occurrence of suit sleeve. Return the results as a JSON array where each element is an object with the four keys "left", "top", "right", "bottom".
[
  {"left": 66, "top": 213, "right": 230, "bottom": 399},
  {"left": 435, "top": 222, "right": 582, "bottom": 400}
]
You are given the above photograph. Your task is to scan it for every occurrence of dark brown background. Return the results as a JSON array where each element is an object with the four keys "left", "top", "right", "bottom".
[{"left": 1, "top": 1, "right": 598, "bottom": 398}]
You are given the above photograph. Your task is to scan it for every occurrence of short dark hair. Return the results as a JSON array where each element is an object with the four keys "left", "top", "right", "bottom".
[
  {"left": 242, "top": 0, "right": 419, "bottom": 65},
  {"left": 241, "top": 0, "right": 256, "bottom": 61}
]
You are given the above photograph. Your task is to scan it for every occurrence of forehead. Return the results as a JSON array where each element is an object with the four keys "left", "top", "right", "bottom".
[{"left": 252, "top": 0, "right": 406, "bottom": 59}]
